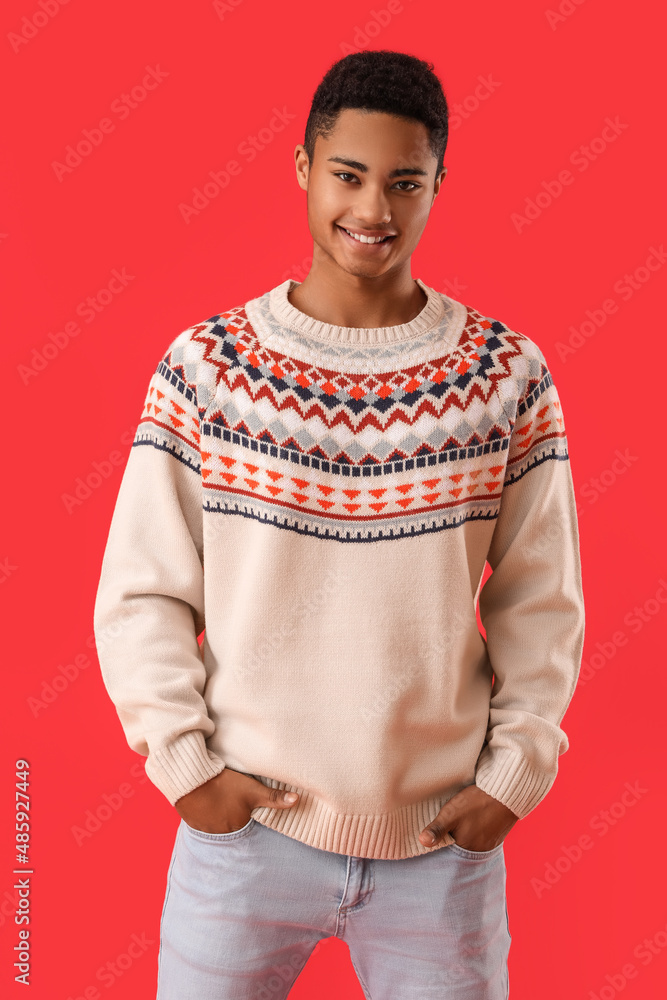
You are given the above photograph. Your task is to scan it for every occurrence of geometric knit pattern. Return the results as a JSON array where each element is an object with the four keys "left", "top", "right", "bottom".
[{"left": 134, "top": 285, "right": 568, "bottom": 543}]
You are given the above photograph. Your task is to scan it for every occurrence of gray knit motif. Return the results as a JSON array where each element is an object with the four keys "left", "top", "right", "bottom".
[{"left": 244, "top": 287, "right": 468, "bottom": 374}]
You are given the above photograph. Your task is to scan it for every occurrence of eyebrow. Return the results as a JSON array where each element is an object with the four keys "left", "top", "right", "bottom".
[{"left": 326, "top": 155, "right": 429, "bottom": 178}]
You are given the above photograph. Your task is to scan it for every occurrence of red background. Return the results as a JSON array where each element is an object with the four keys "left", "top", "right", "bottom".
[{"left": 2, "top": 0, "right": 666, "bottom": 997}]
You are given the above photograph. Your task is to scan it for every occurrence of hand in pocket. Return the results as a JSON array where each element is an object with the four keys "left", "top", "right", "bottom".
[{"left": 174, "top": 767, "right": 300, "bottom": 835}]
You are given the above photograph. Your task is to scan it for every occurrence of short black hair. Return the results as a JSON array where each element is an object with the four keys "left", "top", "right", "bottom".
[{"left": 303, "top": 49, "right": 449, "bottom": 177}]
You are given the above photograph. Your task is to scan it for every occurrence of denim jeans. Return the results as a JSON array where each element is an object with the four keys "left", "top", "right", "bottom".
[{"left": 156, "top": 817, "right": 511, "bottom": 999}]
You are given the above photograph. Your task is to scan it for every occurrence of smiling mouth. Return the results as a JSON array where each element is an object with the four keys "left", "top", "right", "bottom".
[{"left": 337, "top": 225, "right": 397, "bottom": 247}]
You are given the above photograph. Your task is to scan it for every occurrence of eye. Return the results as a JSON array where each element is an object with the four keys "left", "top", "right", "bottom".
[{"left": 333, "top": 172, "right": 420, "bottom": 192}]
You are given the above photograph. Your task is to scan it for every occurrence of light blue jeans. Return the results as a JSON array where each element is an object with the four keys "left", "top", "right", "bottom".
[{"left": 156, "top": 816, "right": 511, "bottom": 999}]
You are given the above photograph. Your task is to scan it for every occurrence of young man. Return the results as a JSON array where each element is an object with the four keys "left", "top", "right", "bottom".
[{"left": 94, "top": 49, "right": 585, "bottom": 999}]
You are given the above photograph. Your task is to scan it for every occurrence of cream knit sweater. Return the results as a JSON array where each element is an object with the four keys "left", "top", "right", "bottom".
[{"left": 93, "top": 277, "right": 585, "bottom": 859}]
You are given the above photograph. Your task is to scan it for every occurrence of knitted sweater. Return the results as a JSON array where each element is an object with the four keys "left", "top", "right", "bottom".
[{"left": 93, "top": 276, "right": 585, "bottom": 860}]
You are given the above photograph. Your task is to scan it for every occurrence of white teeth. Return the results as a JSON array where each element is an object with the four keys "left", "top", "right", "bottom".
[{"left": 343, "top": 228, "right": 390, "bottom": 244}]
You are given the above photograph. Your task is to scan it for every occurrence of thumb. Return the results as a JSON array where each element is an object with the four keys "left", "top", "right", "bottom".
[
  {"left": 262, "top": 785, "right": 300, "bottom": 809},
  {"left": 420, "top": 796, "right": 461, "bottom": 846}
]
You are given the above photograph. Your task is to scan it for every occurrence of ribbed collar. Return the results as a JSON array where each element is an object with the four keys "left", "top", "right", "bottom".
[{"left": 268, "top": 277, "right": 445, "bottom": 345}]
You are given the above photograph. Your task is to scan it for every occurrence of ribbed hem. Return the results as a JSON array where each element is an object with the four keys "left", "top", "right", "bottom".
[
  {"left": 474, "top": 745, "right": 555, "bottom": 819},
  {"left": 269, "top": 277, "right": 445, "bottom": 344},
  {"left": 249, "top": 775, "right": 458, "bottom": 860},
  {"left": 145, "top": 730, "right": 225, "bottom": 806}
]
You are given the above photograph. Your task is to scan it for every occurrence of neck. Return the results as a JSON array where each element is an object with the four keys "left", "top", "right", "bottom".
[
  {"left": 287, "top": 261, "right": 427, "bottom": 330},
  {"left": 268, "top": 276, "right": 445, "bottom": 345}
]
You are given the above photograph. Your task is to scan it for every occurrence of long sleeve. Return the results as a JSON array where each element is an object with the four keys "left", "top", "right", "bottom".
[
  {"left": 93, "top": 345, "right": 225, "bottom": 805},
  {"left": 475, "top": 344, "right": 585, "bottom": 819}
]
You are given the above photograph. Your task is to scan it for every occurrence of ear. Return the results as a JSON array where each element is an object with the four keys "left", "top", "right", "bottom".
[
  {"left": 432, "top": 166, "right": 448, "bottom": 199},
  {"left": 294, "top": 144, "right": 309, "bottom": 192}
]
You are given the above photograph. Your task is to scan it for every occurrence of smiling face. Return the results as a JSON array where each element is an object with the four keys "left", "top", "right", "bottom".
[{"left": 294, "top": 108, "right": 447, "bottom": 281}]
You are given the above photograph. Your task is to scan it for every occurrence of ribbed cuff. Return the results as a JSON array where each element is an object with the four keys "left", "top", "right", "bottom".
[
  {"left": 474, "top": 745, "right": 555, "bottom": 819},
  {"left": 145, "top": 730, "right": 225, "bottom": 805}
]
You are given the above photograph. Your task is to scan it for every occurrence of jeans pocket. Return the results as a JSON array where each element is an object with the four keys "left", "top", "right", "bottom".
[
  {"left": 181, "top": 816, "right": 256, "bottom": 842},
  {"left": 447, "top": 839, "right": 504, "bottom": 861}
]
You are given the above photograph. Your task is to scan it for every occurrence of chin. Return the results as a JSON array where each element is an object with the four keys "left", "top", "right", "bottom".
[{"left": 337, "top": 259, "right": 388, "bottom": 279}]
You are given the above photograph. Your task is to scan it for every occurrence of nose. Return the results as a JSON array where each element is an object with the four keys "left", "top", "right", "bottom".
[{"left": 350, "top": 184, "right": 392, "bottom": 225}]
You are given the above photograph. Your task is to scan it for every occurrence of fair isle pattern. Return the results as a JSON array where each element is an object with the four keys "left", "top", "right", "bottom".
[{"left": 134, "top": 292, "right": 568, "bottom": 542}]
